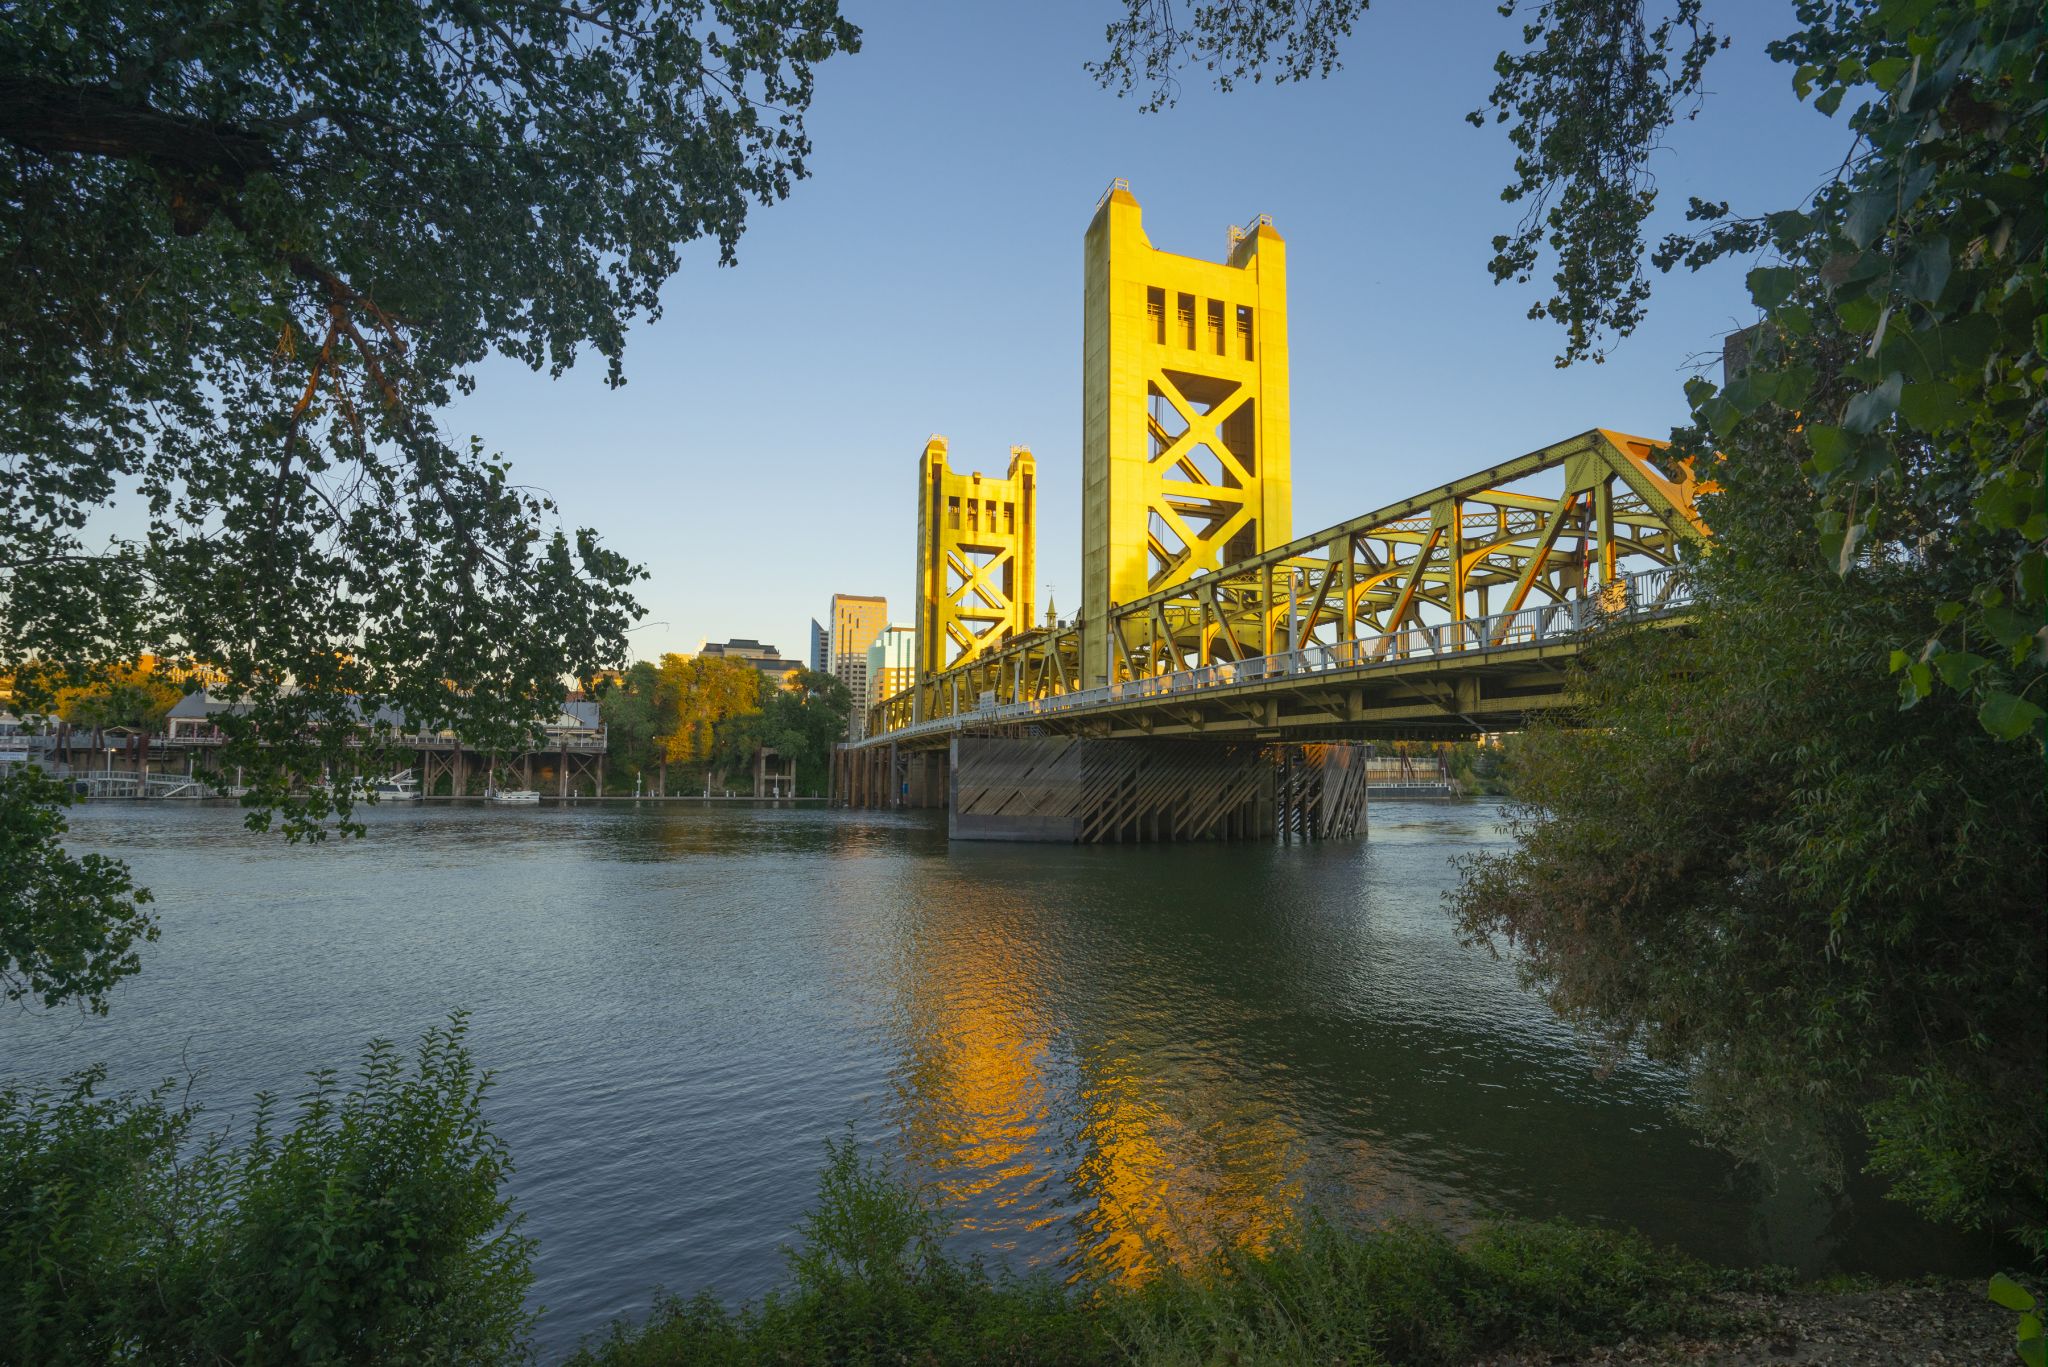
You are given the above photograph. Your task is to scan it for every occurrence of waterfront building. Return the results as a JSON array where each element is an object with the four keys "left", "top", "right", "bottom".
[
  {"left": 808, "top": 619, "right": 829, "bottom": 674},
  {"left": 865, "top": 625, "right": 917, "bottom": 714},
  {"left": 826, "top": 594, "right": 887, "bottom": 737},
  {"left": 161, "top": 692, "right": 609, "bottom": 796},
  {"left": 697, "top": 638, "right": 803, "bottom": 686}
]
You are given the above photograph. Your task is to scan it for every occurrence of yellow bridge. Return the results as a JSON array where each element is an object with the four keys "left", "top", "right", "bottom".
[{"left": 839, "top": 185, "right": 1710, "bottom": 841}]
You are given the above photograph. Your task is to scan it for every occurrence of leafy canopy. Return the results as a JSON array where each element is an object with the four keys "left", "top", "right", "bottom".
[
  {"left": 0, "top": 766, "right": 155, "bottom": 1015},
  {"left": 1671, "top": 0, "right": 2043, "bottom": 741},
  {"left": 1, "top": 0, "right": 860, "bottom": 835},
  {"left": 1, "top": 0, "right": 858, "bottom": 1009}
]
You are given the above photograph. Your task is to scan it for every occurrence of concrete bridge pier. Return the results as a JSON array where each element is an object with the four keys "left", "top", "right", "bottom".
[{"left": 946, "top": 736, "right": 1367, "bottom": 844}]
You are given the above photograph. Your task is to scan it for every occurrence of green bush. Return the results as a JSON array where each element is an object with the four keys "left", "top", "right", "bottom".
[
  {"left": 572, "top": 1138, "right": 1738, "bottom": 1367},
  {"left": 0, "top": 1013, "right": 534, "bottom": 1364}
]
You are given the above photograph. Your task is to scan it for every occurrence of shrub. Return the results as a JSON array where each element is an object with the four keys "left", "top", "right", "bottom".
[
  {"left": 0, "top": 1012, "right": 534, "bottom": 1364},
  {"left": 573, "top": 1138, "right": 1735, "bottom": 1366}
]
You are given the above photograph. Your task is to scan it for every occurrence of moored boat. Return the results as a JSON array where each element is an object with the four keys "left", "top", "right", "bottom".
[{"left": 372, "top": 771, "right": 422, "bottom": 801}]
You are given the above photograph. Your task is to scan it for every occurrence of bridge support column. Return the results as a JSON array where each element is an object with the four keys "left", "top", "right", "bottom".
[{"left": 948, "top": 736, "right": 1366, "bottom": 844}]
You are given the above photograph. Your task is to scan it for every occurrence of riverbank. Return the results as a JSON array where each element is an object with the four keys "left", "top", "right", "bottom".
[
  {"left": 566, "top": 1140, "right": 2022, "bottom": 1365},
  {"left": 1478, "top": 1277, "right": 2012, "bottom": 1365}
]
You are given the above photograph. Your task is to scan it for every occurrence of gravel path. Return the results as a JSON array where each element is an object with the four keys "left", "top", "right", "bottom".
[{"left": 1478, "top": 1278, "right": 2016, "bottom": 1366}]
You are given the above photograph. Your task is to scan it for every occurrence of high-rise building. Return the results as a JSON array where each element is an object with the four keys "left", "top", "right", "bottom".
[
  {"left": 865, "top": 625, "right": 917, "bottom": 717},
  {"left": 808, "top": 619, "right": 829, "bottom": 674},
  {"left": 827, "top": 594, "right": 887, "bottom": 737}
]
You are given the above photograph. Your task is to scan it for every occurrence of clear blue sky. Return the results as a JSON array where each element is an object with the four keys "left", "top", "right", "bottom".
[{"left": 445, "top": 0, "right": 1850, "bottom": 663}]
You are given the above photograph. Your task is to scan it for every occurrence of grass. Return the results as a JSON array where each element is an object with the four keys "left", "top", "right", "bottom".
[{"left": 567, "top": 1136, "right": 1760, "bottom": 1366}]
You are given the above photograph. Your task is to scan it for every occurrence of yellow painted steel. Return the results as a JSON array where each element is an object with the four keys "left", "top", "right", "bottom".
[
  {"left": 869, "top": 429, "right": 1711, "bottom": 741},
  {"left": 1083, "top": 183, "right": 1291, "bottom": 685},
  {"left": 915, "top": 436, "right": 1037, "bottom": 686}
]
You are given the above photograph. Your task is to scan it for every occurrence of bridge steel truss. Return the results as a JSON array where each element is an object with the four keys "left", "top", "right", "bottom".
[
  {"left": 866, "top": 428, "right": 1711, "bottom": 745},
  {"left": 914, "top": 436, "right": 1038, "bottom": 681}
]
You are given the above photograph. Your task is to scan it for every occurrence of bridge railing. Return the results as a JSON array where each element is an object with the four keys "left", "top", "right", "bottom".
[{"left": 869, "top": 566, "right": 1692, "bottom": 743}]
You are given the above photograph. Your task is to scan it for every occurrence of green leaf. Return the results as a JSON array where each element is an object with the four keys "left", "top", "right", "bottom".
[
  {"left": 1901, "top": 660, "right": 1933, "bottom": 704},
  {"left": 1815, "top": 85, "right": 1846, "bottom": 117},
  {"left": 1877, "top": 0, "right": 1942, "bottom": 34},
  {"left": 1723, "top": 372, "right": 1772, "bottom": 415},
  {"left": 1683, "top": 376, "right": 1718, "bottom": 407},
  {"left": 1845, "top": 186, "right": 1893, "bottom": 247},
  {"left": 1901, "top": 237, "right": 1952, "bottom": 303},
  {"left": 1747, "top": 266, "right": 1798, "bottom": 309},
  {"left": 1927, "top": 312, "right": 1999, "bottom": 372},
  {"left": 1842, "top": 374, "right": 1903, "bottom": 434},
  {"left": 1933, "top": 651, "right": 1988, "bottom": 690},
  {"left": 1981, "top": 605, "right": 2034, "bottom": 649},
  {"left": 1978, "top": 693, "right": 2045, "bottom": 741},
  {"left": 1868, "top": 56, "right": 1911, "bottom": 90},
  {"left": 1774, "top": 365, "right": 1816, "bottom": 409},
  {"left": 1773, "top": 305, "right": 1814, "bottom": 336},
  {"left": 1700, "top": 395, "right": 1743, "bottom": 440},
  {"left": 1994, "top": 1269, "right": 2040, "bottom": 1311},
  {"left": 1838, "top": 294, "right": 1883, "bottom": 333},
  {"left": 1888, "top": 648, "right": 1911, "bottom": 673},
  {"left": 1806, "top": 424, "right": 1848, "bottom": 473},
  {"left": 1900, "top": 381, "right": 1966, "bottom": 432},
  {"left": 1934, "top": 601, "right": 1963, "bottom": 626}
]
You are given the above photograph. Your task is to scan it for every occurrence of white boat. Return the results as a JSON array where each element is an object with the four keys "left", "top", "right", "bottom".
[
  {"left": 485, "top": 786, "right": 541, "bottom": 805},
  {"left": 372, "top": 772, "right": 422, "bottom": 802}
]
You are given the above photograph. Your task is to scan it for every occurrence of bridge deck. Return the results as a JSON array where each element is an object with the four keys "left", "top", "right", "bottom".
[{"left": 857, "top": 567, "right": 1691, "bottom": 749}]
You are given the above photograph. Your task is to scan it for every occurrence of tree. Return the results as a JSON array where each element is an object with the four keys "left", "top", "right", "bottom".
[
  {"left": 1451, "top": 430, "right": 2045, "bottom": 1248},
  {"left": 726, "top": 666, "right": 851, "bottom": 796},
  {"left": 1090, "top": 0, "right": 2042, "bottom": 736},
  {"left": 50, "top": 662, "right": 184, "bottom": 732},
  {"left": 0, "top": 766, "right": 154, "bottom": 1015},
  {"left": 1, "top": 0, "right": 859, "bottom": 1007},
  {"left": 653, "top": 653, "right": 762, "bottom": 781},
  {"left": 598, "top": 659, "right": 667, "bottom": 785}
]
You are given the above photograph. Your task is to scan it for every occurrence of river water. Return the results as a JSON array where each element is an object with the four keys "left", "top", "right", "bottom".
[{"left": 4, "top": 801, "right": 1989, "bottom": 1355}]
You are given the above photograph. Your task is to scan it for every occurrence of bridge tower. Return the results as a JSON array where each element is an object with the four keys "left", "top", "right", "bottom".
[
  {"left": 914, "top": 436, "right": 1038, "bottom": 696},
  {"left": 1082, "top": 182, "right": 1293, "bottom": 684}
]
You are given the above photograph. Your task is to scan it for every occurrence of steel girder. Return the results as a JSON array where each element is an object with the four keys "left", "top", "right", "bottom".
[{"left": 868, "top": 430, "right": 1709, "bottom": 740}]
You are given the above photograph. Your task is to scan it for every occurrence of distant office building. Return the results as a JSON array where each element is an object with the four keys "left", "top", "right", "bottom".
[
  {"left": 808, "top": 619, "right": 829, "bottom": 674},
  {"left": 865, "top": 625, "right": 916, "bottom": 716},
  {"left": 697, "top": 638, "right": 802, "bottom": 685},
  {"left": 827, "top": 594, "right": 887, "bottom": 738}
]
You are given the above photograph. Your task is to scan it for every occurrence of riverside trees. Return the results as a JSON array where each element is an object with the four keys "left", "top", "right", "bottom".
[
  {"left": 1094, "top": 0, "right": 2044, "bottom": 1246},
  {"left": 599, "top": 658, "right": 852, "bottom": 796},
  {"left": 1, "top": 0, "right": 859, "bottom": 995}
]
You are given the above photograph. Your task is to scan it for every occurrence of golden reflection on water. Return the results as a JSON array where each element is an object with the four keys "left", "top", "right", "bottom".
[
  {"left": 1067, "top": 1048, "right": 1304, "bottom": 1282},
  {"left": 886, "top": 875, "right": 1309, "bottom": 1284}
]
